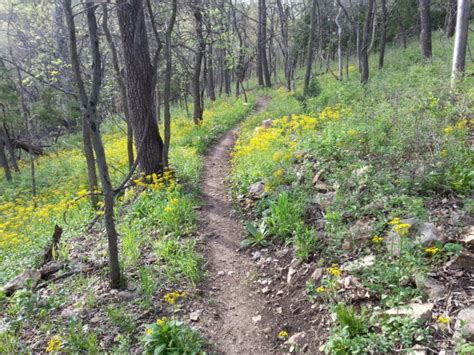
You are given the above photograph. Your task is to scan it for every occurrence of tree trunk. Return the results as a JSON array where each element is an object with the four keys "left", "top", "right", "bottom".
[
  {"left": 0, "top": 136, "right": 11, "bottom": 181},
  {"left": 258, "top": 0, "right": 271, "bottom": 87},
  {"left": 335, "top": 6, "right": 343, "bottom": 80},
  {"left": 446, "top": 0, "right": 457, "bottom": 38},
  {"left": 304, "top": 0, "right": 318, "bottom": 93},
  {"left": 64, "top": 0, "right": 98, "bottom": 208},
  {"left": 207, "top": 44, "right": 216, "bottom": 101},
  {"left": 419, "top": 0, "right": 432, "bottom": 60},
  {"left": 360, "top": 0, "right": 375, "bottom": 84},
  {"left": 116, "top": 0, "right": 164, "bottom": 175},
  {"left": 163, "top": 0, "right": 177, "bottom": 167},
  {"left": 379, "top": 0, "right": 388, "bottom": 69},
  {"left": 192, "top": 0, "right": 205, "bottom": 123},
  {"left": 277, "top": 0, "right": 291, "bottom": 91},
  {"left": 102, "top": 3, "right": 134, "bottom": 171},
  {"left": 451, "top": 0, "right": 471, "bottom": 89},
  {"left": 85, "top": 2, "right": 121, "bottom": 289}
]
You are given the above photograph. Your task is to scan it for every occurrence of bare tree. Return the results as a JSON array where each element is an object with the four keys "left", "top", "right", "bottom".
[
  {"left": 192, "top": 0, "right": 205, "bottom": 124},
  {"left": 65, "top": 0, "right": 121, "bottom": 288},
  {"left": 378, "top": 0, "right": 388, "bottom": 69},
  {"left": 276, "top": 0, "right": 292, "bottom": 90},
  {"left": 304, "top": 0, "right": 319, "bottom": 93}
]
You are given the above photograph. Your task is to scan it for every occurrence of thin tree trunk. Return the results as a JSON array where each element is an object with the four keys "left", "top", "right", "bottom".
[
  {"left": 64, "top": 0, "right": 98, "bottom": 207},
  {"left": 419, "top": 0, "right": 432, "bottom": 60},
  {"left": 192, "top": 0, "right": 205, "bottom": 123},
  {"left": 360, "top": 0, "right": 375, "bottom": 84},
  {"left": 259, "top": 0, "right": 271, "bottom": 87},
  {"left": 276, "top": 0, "right": 291, "bottom": 91},
  {"left": 379, "top": 0, "right": 388, "bottom": 69},
  {"left": 207, "top": 44, "right": 216, "bottom": 101},
  {"left": 446, "top": 0, "right": 457, "bottom": 38},
  {"left": 304, "top": 0, "right": 318, "bottom": 93},
  {"left": 85, "top": 2, "right": 121, "bottom": 289},
  {"left": 163, "top": 0, "right": 177, "bottom": 167},
  {"left": 0, "top": 136, "right": 11, "bottom": 181},
  {"left": 335, "top": 6, "right": 343, "bottom": 80}
]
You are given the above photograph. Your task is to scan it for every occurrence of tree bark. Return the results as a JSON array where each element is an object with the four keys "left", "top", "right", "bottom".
[
  {"left": 258, "top": 0, "right": 271, "bottom": 87},
  {"left": 379, "top": 0, "right": 388, "bottom": 69},
  {"left": 276, "top": 0, "right": 291, "bottom": 91},
  {"left": 163, "top": 0, "right": 177, "bottom": 167},
  {"left": 335, "top": 5, "right": 343, "bottom": 80},
  {"left": 360, "top": 0, "right": 375, "bottom": 84},
  {"left": 446, "top": 0, "right": 457, "bottom": 38},
  {"left": 0, "top": 135, "right": 11, "bottom": 181},
  {"left": 192, "top": 0, "right": 205, "bottom": 123},
  {"left": 64, "top": 0, "right": 98, "bottom": 208},
  {"left": 102, "top": 2, "right": 134, "bottom": 171},
  {"left": 451, "top": 0, "right": 471, "bottom": 88},
  {"left": 116, "top": 0, "right": 164, "bottom": 175},
  {"left": 419, "top": 0, "right": 432, "bottom": 60},
  {"left": 304, "top": 0, "right": 318, "bottom": 93},
  {"left": 207, "top": 44, "right": 216, "bottom": 101}
]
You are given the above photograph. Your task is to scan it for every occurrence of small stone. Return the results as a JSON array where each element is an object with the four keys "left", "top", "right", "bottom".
[
  {"left": 385, "top": 302, "right": 434, "bottom": 323},
  {"left": 90, "top": 315, "right": 101, "bottom": 324},
  {"left": 348, "top": 220, "right": 374, "bottom": 243},
  {"left": 462, "top": 226, "right": 474, "bottom": 250},
  {"left": 414, "top": 275, "right": 445, "bottom": 299},
  {"left": 276, "top": 307, "right": 283, "bottom": 314},
  {"left": 449, "top": 250, "right": 474, "bottom": 272},
  {"left": 286, "top": 331, "right": 307, "bottom": 347},
  {"left": 262, "top": 119, "right": 272, "bottom": 129},
  {"left": 190, "top": 310, "right": 201, "bottom": 322},
  {"left": 118, "top": 290, "right": 135, "bottom": 300},
  {"left": 263, "top": 327, "right": 271, "bottom": 334},
  {"left": 314, "top": 181, "right": 329, "bottom": 193},
  {"left": 252, "top": 315, "right": 262, "bottom": 323},
  {"left": 275, "top": 248, "right": 290, "bottom": 258},
  {"left": 60, "top": 307, "right": 77, "bottom": 319},
  {"left": 310, "top": 267, "right": 325, "bottom": 283},
  {"left": 261, "top": 287, "right": 271, "bottom": 294},
  {"left": 454, "top": 305, "right": 474, "bottom": 341},
  {"left": 252, "top": 251, "right": 262, "bottom": 260},
  {"left": 217, "top": 271, "right": 225, "bottom": 276},
  {"left": 343, "top": 255, "right": 376, "bottom": 272},
  {"left": 276, "top": 290, "right": 284, "bottom": 296},
  {"left": 248, "top": 181, "right": 265, "bottom": 199},
  {"left": 287, "top": 266, "right": 297, "bottom": 285}
]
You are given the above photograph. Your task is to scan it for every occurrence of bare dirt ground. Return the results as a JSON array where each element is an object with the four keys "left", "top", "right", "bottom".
[{"left": 196, "top": 97, "right": 278, "bottom": 354}]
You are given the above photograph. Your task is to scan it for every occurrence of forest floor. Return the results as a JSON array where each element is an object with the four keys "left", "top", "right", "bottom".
[{"left": 196, "top": 96, "right": 276, "bottom": 354}]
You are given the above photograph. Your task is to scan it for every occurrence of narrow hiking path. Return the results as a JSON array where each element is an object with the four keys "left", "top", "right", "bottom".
[{"left": 197, "top": 97, "right": 276, "bottom": 354}]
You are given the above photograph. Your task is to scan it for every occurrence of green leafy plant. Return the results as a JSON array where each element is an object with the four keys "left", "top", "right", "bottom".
[
  {"left": 142, "top": 318, "right": 205, "bottom": 355},
  {"left": 241, "top": 221, "right": 270, "bottom": 248},
  {"left": 294, "top": 223, "right": 318, "bottom": 261}
]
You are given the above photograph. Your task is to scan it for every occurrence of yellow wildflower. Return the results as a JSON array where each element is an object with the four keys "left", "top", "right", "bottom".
[
  {"left": 444, "top": 125, "right": 454, "bottom": 135},
  {"left": 327, "top": 264, "right": 342, "bottom": 277},
  {"left": 278, "top": 330, "right": 289, "bottom": 339},
  {"left": 273, "top": 169, "right": 284, "bottom": 178},
  {"left": 156, "top": 317, "right": 167, "bottom": 326},
  {"left": 436, "top": 315, "right": 450, "bottom": 324},
  {"left": 163, "top": 291, "right": 186, "bottom": 305},
  {"left": 45, "top": 335, "right": 62, "bottom": 353},
  {"left": 371, "top": 235, "right": 384, "bottom": 244},
  {"left": 425, "top": 246, "right": 440, "bottom": 256},
  {"left": 389, "top": 217, "right": 401, "bottom": 225},
  {"left": 164, "top": 206, "right": 173, "bottom": 213},
  {"left": 393, "top": 223, "right": 411, "bottom": 236},
  {"left": 316, "top": 286, "right": 327, "bottom": 293},
  {"left": 146, "top": 328, "right": 153, "bottom": 335}
]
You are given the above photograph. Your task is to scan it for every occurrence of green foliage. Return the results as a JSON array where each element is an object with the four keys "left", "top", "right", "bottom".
[
  {"left": 293, "top": 223, "right": 318, "bottom": 261},
  {"left": 142, "top": 318, "right": 205, "bottom": 355},
  {"left": 64, "top": 319, "right": 99, "bottom": 353},
  {"left": 241, "top": 221, "right": 270, "bottom": 249},
  {"left": 106, "top": 305, "right": 136, "bottom": 333},
  {"left": 266, "top": 191, "right": 303, "bottom": 240}
]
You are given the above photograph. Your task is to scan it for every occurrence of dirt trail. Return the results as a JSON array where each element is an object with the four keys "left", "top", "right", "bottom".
[{"left": 197, "top": 97, "right": 275, "bottom": 354}]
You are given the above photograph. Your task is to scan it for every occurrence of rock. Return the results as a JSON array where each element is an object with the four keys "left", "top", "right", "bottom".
[
  {"left": 190, "top": 310, "right": 201, "bottom": 322},
  {"left": 448, "top": 250, "right": 474, "bottom": 272},
  {"left": 248, "top": 181, "right": 265, "bottom": 199},
  {"left": 275, "top": 248, "right": 290, "bottom": 258},
  {"left": 414, "top": 275, "right": 445, "bottom": 299},
  {"left": 276, "top": 307, "right": 283, "bottom": 314},
  {"left": 39, "top": 262, "right": 63, "bottom": 278},
  {"left": 310, "top": 267, "right": 325, "bottom": 283},
  {"left": 261, "top": 287, "right": 271, "bottom": 294},
  {"left": 409, "top": 345, "right": 428, "bottom": 355},
  {"left": 348, "top": 220, "right": 374, "bottom": 243},
  {"left": 217, "top": 270, "right": 225, "bottom": 276},
  {"left": 286, "top": 331, "right": 307, "bottom": 348},
  {"left": 314, "top": 181, "right": 329, "bottom": 193},
  {"left": 262, "top": 119, "right": 272, "bottom": 129},
  {"left": 251, "top": 251, "right": 262, "bottom": 260},
  {"left": 462, "top": 226, "right": 474, "bottom": 251},
  {"left": 252, "top": 315, "right": 262, "bottom": 324},
  {"left": 90, "top": 315, "right": 101, "bottom": 324},
  {"left": 263, "top": 326, "right": 271, "bottom": 334},
  {"left": 343, "top": 255, "right": 376, "bottom": 272},
  {"left": 318, "top": 192, "right": 336, "bottom": 209},
  {"left": 385, "top": 302, "right": 434, "bottom": 323},
  {"left": 385, "top": 219, "right": 445, "bottom": 255},
  {"left": 417, "top": 223, "right": 443, "bottom": 246},
  {"left": 2, "top": 269, "right": 41, "bottom": 296},
  {"left": 454, "top": 305, "right": 474, "bottom": 341},
  {"left": 60, "top": 307, "right": 78, "bottom": 319},
  {"left": 287, "top": 266, "right": 297, "bottom": 285},
  {"left": 118, "top": 290, "right": 135, "bottom": 300}
]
